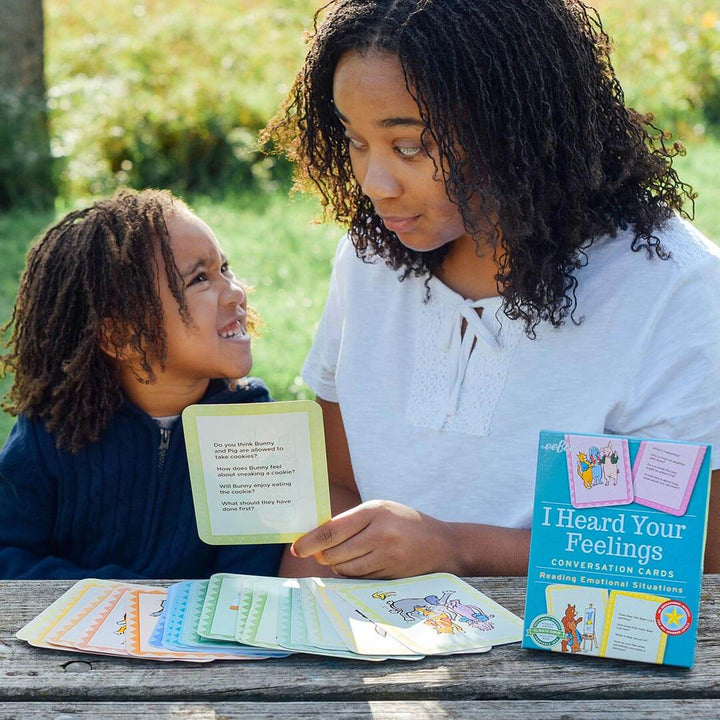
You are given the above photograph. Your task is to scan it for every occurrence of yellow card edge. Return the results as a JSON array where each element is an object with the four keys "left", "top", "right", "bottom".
[
  {"left": 16, "top": 578, "right": 117, "bottom": 642},
  {"left": 599, "top": 589, "right": 669, "bottom": 663},
  {"left": 182, "top": 400, "right": 331, "bottom": 544}
]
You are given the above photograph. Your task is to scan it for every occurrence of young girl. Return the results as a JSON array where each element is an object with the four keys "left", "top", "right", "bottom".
[
  {"left": 267, "top": 0, "right": 720, "bottom": 578},
  {"left": 0, "top": 188, "right": 284, "bottom": 579}
]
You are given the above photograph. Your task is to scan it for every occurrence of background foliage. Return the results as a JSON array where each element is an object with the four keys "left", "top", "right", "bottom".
[
  {"left": 45, "top": 0, "right": 317, "bottom": 198},
  {"left": 1, "top": 0, "right": 719, "bottom": 445},
  {"left": 39, "top": 0, "right": 720, "bottom": 202}
]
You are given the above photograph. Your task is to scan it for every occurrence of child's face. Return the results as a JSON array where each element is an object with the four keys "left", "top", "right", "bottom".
[
  {"left": 332, "top": 49, "right": 470, "bottom": 253},
  {"left": 157, "top": 211, "right": 252, "bottom": 384}
]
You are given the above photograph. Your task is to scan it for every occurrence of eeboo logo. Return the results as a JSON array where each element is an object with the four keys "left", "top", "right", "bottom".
[{"left": 541, "top": 438, "right": 568, "bottom": 454}]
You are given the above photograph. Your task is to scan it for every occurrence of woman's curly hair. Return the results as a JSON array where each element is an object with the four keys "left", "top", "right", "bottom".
[
  {"left": 2, "top": 188, "right": 191, "bottom": 452},
  {"left": 264, "top": 0, "right": 695, "bottom": 336}
]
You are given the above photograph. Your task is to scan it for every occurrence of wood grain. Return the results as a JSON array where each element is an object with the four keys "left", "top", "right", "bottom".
[
  {"left": 0, "top": 700, "right": 719, "bottom": 720},
  {"left": 1, "top": 577, "right": 718, "bottom": 707}
]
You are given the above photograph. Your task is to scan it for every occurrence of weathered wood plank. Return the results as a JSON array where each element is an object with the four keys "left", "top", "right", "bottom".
[
  {"left": 0, "top": 700, "right": 720, "bottom": 720},
  {"left": 1, "top": 577, "right": 718, "bottom": 702}
]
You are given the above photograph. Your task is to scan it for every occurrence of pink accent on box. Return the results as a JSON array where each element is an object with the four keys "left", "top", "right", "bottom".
[{"left": 632, "top": 442, "right": 707, "bottom": 517}]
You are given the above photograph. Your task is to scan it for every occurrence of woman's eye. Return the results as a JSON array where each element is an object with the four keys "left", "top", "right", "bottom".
[
  {"left": 346, "top": 136, "right": 366, "bottom": 151},
  {"left": 395, "top": 145, "right": 422, "bottom": 158}
]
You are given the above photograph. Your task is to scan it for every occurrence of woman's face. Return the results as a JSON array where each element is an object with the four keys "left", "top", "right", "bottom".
[{"left": 332, "top": 49, "right": 470, "bottom": 252}]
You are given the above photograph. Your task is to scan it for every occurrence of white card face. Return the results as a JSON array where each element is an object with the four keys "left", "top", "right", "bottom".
[
  {"left": 297, "top": 579, "right": 347, "bottom": 651},
  {"left": 183, "top": 400, "right": 331, "bottom": 543},
  {"left": 134, "top": 591, "right": 168, "bottom": 655},
  {"left": 125, "top": 589, "right": 216, "bottom": 662},
  {"left": 338, "top": 574, "right": 522, "bottom": 655},
  {"left": 565, "top": 434, "right": 633, "bottom": 508},
  {"left": 48, "top": 586, "right": 118, "bottom": 647},
  {"left": 16, "top": 578, "right": 118, "bottom": 645},
  {"left": 76, "top": 589, "right": 130, "bottom": 654},
  {"left": 238, "top": 578, "right": 285, "bottom": 649},
  {"left": 289, "top": 587, "right": 311, "bottom": 648},
  {"left": 600, "top": 591, "right": 668, "bottom": 664},
  {"left": 204, "top": 574, "right": 245, "bottom": 641},
  {"left": 320, "top": 586, "right": 422, "bottom": 657}
]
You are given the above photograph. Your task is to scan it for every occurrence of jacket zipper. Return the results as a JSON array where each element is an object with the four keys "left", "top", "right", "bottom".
[{"left": 158, "top": 426, "right": 171, "bottom": 472}]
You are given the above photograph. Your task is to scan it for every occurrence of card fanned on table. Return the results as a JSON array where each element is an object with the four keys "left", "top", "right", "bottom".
[
  {"left": 18, "top": 573, "right": 523, "bottom": 662},
  {"left": 523, "top": 430, "right": 712, "bottom": 668}
]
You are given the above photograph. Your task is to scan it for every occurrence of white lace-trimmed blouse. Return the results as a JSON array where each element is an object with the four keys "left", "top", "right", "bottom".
[{"left": 303, "top": 216, "right": 720, "bottom": 529}]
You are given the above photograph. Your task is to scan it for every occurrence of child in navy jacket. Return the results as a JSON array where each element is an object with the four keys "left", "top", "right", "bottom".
[{"left": 0, "top": 188, "right": 283, "bottom": 579}]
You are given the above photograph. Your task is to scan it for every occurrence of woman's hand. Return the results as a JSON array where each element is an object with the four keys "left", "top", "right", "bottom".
[
  {"left": 290, "top": 499, "right": 459, "bottom": 579},
  {"left": 282, "top": 398, "right": 531, "bottom": 578}
]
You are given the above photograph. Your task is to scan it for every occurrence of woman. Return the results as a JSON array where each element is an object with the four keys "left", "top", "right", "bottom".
[{"left": 266, "top": 0, "right": 720, "bottom": 578}]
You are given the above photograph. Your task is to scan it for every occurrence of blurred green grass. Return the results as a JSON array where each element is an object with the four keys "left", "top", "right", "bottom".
[{"left": 1, "top": 0, "right": 718, "bottom": 447}]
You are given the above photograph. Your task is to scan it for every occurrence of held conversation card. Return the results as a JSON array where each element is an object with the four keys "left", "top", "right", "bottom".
[
  {"left": 182, "top": 400, "right": 331, "bottom": 544},
  {"left": 522, "top": 430, "right": 711, "bottom": 668}
]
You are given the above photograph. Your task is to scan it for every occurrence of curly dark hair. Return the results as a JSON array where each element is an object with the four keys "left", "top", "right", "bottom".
[
  {"left": 2, "top": 188, "right": 192, "bottom": 452},
  {"left": 264, "top": 0, "right": 695, "bottom": 336}
]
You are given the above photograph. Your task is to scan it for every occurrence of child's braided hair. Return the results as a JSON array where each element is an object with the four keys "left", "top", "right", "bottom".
[{"left": 2, "top": 188, "right": 189, "bottom": 452}]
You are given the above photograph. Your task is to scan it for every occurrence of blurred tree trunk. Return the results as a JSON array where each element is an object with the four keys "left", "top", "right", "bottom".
[{"left": 0, "top": 0, "right": 55, "bottom": 209}]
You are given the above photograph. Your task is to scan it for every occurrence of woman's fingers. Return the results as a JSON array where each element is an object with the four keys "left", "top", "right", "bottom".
[
  {"left": 291, "top": 499, "right": 452, "bottom": 578},
  {"left": 291, "top": 502, "right": 376, "bottom": 559}
]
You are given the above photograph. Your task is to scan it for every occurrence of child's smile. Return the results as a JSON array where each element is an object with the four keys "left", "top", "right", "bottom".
[{"left": 218, "top": 318, "right": 248, "bottom": 340}]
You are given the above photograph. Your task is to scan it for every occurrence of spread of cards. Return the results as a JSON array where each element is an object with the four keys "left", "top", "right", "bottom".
[{"left": 17, "top": 572, "right": 523, "bottom": 661}]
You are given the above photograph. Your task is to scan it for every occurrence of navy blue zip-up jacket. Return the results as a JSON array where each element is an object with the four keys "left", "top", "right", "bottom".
[{"left": 0, "top": 377, "right": 283, "bottom": 579}]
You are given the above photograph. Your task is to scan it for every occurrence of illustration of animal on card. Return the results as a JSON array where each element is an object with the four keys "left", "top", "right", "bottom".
[
  {"left": 599, "top": 441, "right": 620, "bottom": 486},
  {"left": 149, "top": 599, "right": 165, "bottom": 617},
  {"left": 115, "top": 613, "right": 127, "bottom": 636},
  {"left": 371, "top": 589, "right": 495, "bottom": 635},
  {"left": 565, "top": 434, "right": 633, "bottom": 508},
  {"left": 561, "top": 604, "right": 583, "bottom": 653},
  {"left": 545, "top": 584, "right": 607, "bottom": 657},
  {"left": 576, "top": 446, "right": 604, "bottom": 489}
]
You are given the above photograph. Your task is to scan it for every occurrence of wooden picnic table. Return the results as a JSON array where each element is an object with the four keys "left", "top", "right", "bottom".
[{"left": 1, "top": 575, "right": 719, "bottom": 719}]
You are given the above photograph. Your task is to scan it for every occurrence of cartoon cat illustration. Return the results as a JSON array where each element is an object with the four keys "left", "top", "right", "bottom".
[
  {"left": 576, "top": 452, "right": 595, "bottom": 489},
  {"left": 577, "top": 447, "right": 604, "bottom": 489},
  {"left": 560, "top": 604, "right": 583, "bottom": 653}
]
